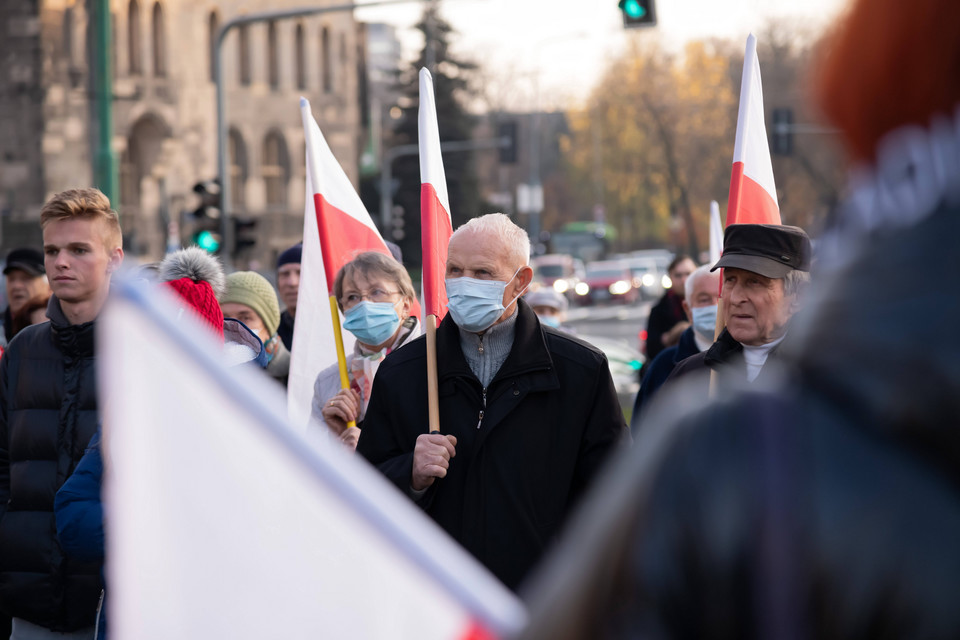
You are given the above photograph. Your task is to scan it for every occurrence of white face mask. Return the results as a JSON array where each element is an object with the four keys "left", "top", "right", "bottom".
[{"left": 445, "top": 267, "right": 525, "bottom": 333}]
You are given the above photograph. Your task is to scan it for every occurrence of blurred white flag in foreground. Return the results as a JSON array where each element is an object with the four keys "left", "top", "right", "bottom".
[{"left": 98, "top": 282, "right": 526, "bottom": 640}]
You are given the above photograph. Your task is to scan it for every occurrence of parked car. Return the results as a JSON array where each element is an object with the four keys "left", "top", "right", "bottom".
[
  {"left": 531, "top": 254, "right": 583, "bottom": 297},
  {"left": 575, "top": 260, "right": 638, "bottom": 305}
]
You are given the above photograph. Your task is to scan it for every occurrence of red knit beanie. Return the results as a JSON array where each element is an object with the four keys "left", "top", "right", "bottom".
[{"left": 163, "top": 277, "right": 225, "bottom": 340}]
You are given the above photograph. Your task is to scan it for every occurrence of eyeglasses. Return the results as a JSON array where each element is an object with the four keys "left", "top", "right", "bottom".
[{"left": 341, "top": 287, "right": 401, "bottom": 309}]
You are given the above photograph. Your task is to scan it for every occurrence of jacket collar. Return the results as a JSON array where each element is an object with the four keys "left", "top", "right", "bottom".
[
  {"left": 437, "top": 298, "right": 553, "bottom": 384},
  {"left": 47, "top": 295, "right": 96, "bottom": 358},
  {"left": 703, "top": 328, "right": 744, "bottom": 368}
]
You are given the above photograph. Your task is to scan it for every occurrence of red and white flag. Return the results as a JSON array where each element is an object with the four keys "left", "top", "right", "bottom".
[
  {"left": 100, "top": 281, "right": 526, "bottom": 640},
  {"left": 419, "top": 68, "right": 453, "bottom": 320},
  {"left": 288, "top": 98, "right": 416, "bottom": 429},
  {"left": 727, "top": 34, "right": 781, "bottom": 227}
]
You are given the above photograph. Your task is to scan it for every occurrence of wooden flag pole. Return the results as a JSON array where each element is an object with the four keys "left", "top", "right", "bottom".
[
  {"left": 328, "top": 294, "right": 356, "bottom": 429},
  {"left": 426, "top": 315, "right": 440, "bottom": 433}
]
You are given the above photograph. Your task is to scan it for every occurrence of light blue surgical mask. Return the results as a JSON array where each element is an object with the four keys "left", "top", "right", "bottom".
[
  {"left": 342, "top": 300, "right": 401, "bottom": 346},
  {"left": 537, "top": 314, "right": 561, "bottom": 329},
  {"left": 445, "top": 268, "right": 525, "bottom": 333},
  {"left": 692, "top": 304, "right": 718, "bottom": 338}
]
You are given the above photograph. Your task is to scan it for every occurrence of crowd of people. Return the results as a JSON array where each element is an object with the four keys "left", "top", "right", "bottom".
[{"left": 1, "top": 0, "right": 959, "bottom": 637}]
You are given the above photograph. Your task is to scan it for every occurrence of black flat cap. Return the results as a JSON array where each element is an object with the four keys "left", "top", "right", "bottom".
[
  {"left": 4, "top": 247, "right": 45, "bottom": 277},
  {"left": 711, "top": 224, "right": 811, "bottom": 278}
]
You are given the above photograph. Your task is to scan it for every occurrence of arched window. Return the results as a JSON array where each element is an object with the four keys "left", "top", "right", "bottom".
[
  {"left": 295, "top": 23, "right": 306, "bottom": 90},
  {"left": 320, "top": 26, "right": 331, "bottom": 93},
  {"left": 208, "top": 10, "right": 219, "bottom": 82},
  {"left": 267, "top": 21, "right": 279, "bottom": 90},
  {"left": 262, "top": 131, "right": 290, "bottom": 209},
  {"left": 152, "top": 2, "right": 166, "bottom": 77},
  {"left": 229, "top": 128, "right": 248, "bottom": 209},
  {"left": 128, "top": 0, "right": 141, "bottom": 75},
  {"left": 238, "top": 24, "right": 251, "bottom": 86}
]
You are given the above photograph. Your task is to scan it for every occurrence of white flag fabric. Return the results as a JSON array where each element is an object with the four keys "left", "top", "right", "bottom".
[
  {"left": 709, "top": 200, "right": 723, "bottom": 266},
  {"left": 100, "top": 281, "right": 527, "bottom": 640},
  {"left": 285, "top": 164, "right": 351, "bottom": 431},
  {"left": 728, "top": 33, "right": 781, "bottom": 226}
]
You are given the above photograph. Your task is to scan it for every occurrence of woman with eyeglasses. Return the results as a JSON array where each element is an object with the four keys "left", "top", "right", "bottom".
[{"left": 310, "top": 251, "right": 420, "bottom": 449}]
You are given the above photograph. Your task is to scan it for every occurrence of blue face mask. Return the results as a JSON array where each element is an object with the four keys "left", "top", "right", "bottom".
[
  {"left": 537, "top": 314, "right": 561, "bottom": 328},
  {"left": 692, "top": 304, "right": 718, "bottom": 337},
  {"left": 342, "top": 300, "right": 401, "bottom": 346},
  {"left": 445, "top": 268, "right": 524, "bottom": 333}
]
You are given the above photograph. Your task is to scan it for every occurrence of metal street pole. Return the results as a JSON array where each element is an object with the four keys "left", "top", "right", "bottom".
[
  {"left": 92, "top": 0, "right": 118, "bottom": 207},
  {"left": 379, "top": 137, "right": 510, "bottom": 231},
  {"left": 214, "top": 0, "right": 420, "bottom": 268}
]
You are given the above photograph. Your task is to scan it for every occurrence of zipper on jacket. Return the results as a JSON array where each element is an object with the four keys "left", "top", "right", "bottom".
[
  {"left": 476, "top": 387, "right": 487, "bottom": 429},
  {"left": 477, "top": 334, "right": 484, "bottom": 354}
]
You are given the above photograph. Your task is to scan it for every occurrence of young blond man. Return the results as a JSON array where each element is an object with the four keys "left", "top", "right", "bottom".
[{"left": 0, "top": 189, "right": 122, "bottom": 639}]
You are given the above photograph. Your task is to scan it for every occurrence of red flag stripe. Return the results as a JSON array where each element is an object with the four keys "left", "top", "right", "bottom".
[
  {"left": 457, "top": 620, "right": 498, "bottom": 640},
  {"left": 314, "top": 194, "right": 391, "bottom": 292},
  {"left": 726, "top": 162, "right": 780, "bottom": 226},
  {"left": 420, "top": 183, "right": 452, "bottom": 319}
]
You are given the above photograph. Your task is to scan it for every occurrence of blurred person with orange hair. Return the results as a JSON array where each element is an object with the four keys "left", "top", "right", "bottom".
[{"left": 517, "top": 1, "right": 960, "bottom": 638}]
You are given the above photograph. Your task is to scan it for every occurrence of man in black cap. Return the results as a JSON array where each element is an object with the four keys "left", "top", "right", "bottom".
[
  {"left": 3, "top": 247, "right": 51, "bottom": 345},
  {"left": 666, "top": 223, "right": 811, "bottom": 387},
  {"left": 276, "top": 243, "right": 301, "bottom": 351}
]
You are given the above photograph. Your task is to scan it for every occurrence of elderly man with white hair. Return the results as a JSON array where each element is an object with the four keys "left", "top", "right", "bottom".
[{"left": 358, "top": 213, "right": 627, "bottom": 591}]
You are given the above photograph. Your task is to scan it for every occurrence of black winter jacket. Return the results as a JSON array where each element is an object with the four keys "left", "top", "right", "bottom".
[
  {"left": 357, "top": 299, "right": 627, "bottom": 591},
  {"left": 0, "top": 296, "right": 102, "bottom": 631}
]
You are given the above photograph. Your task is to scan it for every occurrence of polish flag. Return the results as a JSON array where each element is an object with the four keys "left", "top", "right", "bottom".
[
  {"left": 99, "top": 281, "right": 527, "bottom": 640},
  {"left": 288, "top": 98, "right": 419, "bottom": 429},
  {"left": 727, "top": 34, "right": 781, "bottom": 227},
  {"left": 419, "top": 68, "right": 453, "bottom": 320}
]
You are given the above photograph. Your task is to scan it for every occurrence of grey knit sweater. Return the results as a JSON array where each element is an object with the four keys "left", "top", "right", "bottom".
[{"left": 458, "top": 307, "right": 519, "bottom": 388}]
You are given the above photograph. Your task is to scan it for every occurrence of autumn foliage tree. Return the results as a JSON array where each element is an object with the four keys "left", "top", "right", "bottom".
[{"left": 558, "top": 26, "right": 844, "bottom": 256}]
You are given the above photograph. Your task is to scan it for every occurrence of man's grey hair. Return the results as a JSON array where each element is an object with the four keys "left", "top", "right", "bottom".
[
  {"left": 684, "top": 264, "right": 715, "bottom": 303},
  {"left": 450, "top": 213, "right": 530, "bottom": 269},
  {"left": 783, "top": 269, "right": 811, "bottom": 297}
]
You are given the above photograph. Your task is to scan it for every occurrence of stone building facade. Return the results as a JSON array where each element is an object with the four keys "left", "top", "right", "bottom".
[{"left": 0, "top": 0, "right": 364, "bottom": 269}]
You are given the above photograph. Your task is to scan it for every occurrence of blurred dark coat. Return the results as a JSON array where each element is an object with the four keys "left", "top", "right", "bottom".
[
  {"left": 55, "top": 431, "right": 106, "bottom": 639},
  {"left": 630, "top": 327, "right": 700, "bottom": 434},
  {"left": 644, "top": 290, "right": 685, "bottom": 361},
  {"left": 357, "top": 299, "right": 627, "bottom": 591},
  {"left": 518, "top": 197, "right": 960, "bottom": 639},
  {"left": 0, "top": 296, "right": 102, "bottom": 631}
]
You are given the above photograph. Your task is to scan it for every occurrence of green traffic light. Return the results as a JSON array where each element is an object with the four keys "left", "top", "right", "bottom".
[
  {"left": 623, "top": 0, "right": 646, "bottom": 18},
  {"left": 195, "top": 230, "right": 221, "bottom": 253}
]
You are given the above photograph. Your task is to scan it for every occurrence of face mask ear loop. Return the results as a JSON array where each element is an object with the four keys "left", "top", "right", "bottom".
[{"left": 504, "top": 266, "right": 529, "bottom": 310}]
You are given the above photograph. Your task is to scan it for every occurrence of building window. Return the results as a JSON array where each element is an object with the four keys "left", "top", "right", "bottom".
[
  {"left": 128, "top": 0, "right": 141, "bottom": 75},
  {"left": 263, "top": 131, "right": 290, "bottom": 209},
  {"left": 229, "top": 128, "right": 248, "bottom": 210},
  {"left": 208, "top": 10, "right": 219, "bottom": 82},
  {"left": 321, "top": 26, "right": 331, "bottom": 93},
  {"left": 295, "top": 23, "right": 306, "bottom": 90},
  {"left": 152, "top": 2, "right": 166, "bottom": 77},
  {"left": 268, "top": 21, "right": 279, "bottom": 91},
  {"left": 238, "top": 24, "right": 251, "bottom": 86},
  {"left": 339, "top": 32, "right": 348, "bottom": 94}
]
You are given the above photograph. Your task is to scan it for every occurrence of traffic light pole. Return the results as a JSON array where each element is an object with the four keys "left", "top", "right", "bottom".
[
  {"left": 214, "top": 0, "right": 424, "bottom": 267},
  {"left": 378, "top": 136, "right": 510, "bottom": 231}
]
